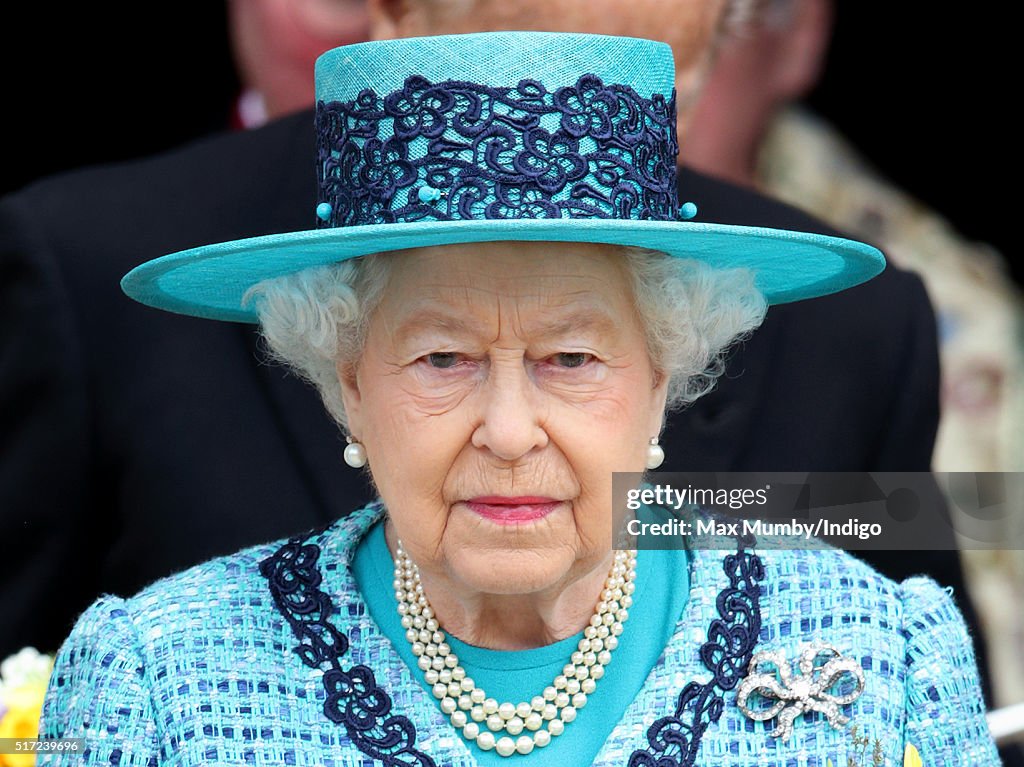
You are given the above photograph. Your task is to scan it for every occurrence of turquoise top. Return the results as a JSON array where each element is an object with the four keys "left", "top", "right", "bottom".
[{"left": 352, "top": 517, "right": 690, "bottom": 766}]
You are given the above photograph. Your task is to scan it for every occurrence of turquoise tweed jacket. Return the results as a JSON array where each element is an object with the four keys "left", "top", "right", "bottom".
[{"left": 39, "top": 502, "right": 999, "bottom": 766}]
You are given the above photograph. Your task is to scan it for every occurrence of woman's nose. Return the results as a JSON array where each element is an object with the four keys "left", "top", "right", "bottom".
[{"left": 470, "top": 359, "right": 548, "bottom": 462}]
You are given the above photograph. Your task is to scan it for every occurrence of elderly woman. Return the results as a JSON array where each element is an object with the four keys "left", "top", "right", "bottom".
[{"left": 40, "top": 32, "right": 996, "bottom": 766}]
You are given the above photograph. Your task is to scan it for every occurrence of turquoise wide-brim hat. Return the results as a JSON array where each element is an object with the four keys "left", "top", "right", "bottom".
[{"left": 122, "top": 32, "right": 884, "bottom": 323}]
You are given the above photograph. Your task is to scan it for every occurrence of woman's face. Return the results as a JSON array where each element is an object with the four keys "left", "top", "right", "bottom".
[{"left": 339, "top": 242, "right": 667, "bottom": 598}]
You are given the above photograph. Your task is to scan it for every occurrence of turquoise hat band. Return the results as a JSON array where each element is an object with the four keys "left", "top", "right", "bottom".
[{"left": 120, "top": 32, "right": 885, "bottom": 322}]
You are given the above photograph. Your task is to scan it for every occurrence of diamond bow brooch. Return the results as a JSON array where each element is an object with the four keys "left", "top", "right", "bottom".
[{"left": 736, "top": 643, "right": 865, "bottom": 742}]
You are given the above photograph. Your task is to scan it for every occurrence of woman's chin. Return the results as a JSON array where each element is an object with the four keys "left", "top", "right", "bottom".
[{"left": 446, "top": 546, "right": 575, "bottom": 596}]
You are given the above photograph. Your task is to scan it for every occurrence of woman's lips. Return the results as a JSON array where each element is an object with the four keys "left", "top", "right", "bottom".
[{"left": 464, "top": 496, "right": 562, "bottom": 524}]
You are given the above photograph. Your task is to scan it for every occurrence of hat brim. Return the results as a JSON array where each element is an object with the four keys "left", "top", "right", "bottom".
[{"left": 121, "top": 218, "right": 884, "bottom": 323}]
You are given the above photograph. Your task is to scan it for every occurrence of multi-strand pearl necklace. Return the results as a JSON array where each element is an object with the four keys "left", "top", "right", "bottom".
[{"left": 393, "top": 543, "right": 638, "bottom": 757}]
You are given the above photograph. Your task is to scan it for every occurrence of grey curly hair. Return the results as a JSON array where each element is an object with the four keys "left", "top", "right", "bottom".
[{"left": 243, "top": 247, "right": 767, "bottom": 431}]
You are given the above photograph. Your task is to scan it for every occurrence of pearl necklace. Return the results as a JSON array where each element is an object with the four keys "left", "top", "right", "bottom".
[{"left": 393, "top": 543, "right": 638, "bottom": 758}]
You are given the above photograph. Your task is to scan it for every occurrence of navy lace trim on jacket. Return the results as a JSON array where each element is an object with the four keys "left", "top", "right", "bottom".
[
  {"left": 260, "top": 532, "right": 437, "bottom": 767},
  {"left": 262, "top": 519, "right": 762, "bottom": 766},
  {"left": 628, "top": 529, "right": 764, "bottom": 766}
]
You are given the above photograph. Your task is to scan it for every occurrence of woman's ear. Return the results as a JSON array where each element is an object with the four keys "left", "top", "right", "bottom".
[
  {"left": 648, "top": 369, "right": 671, "bottom": 438},
  {"left": 337, "top": 359, "right": 364, "bottom": 436}
]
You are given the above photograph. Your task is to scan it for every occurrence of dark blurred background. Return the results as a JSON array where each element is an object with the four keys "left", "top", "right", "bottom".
[
  {"left": 1, "top": 4, "right": 1013, "bottom": 282},
  {"left": 804, "top": 5, "right": 1011, "bottom": 282},
  {"left": 2, "top": 6, "right": 239, "bottom": 193}
]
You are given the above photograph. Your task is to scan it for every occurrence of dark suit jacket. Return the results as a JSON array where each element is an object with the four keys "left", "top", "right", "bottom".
[{"left": 0, "top": 110, "right": 968, "bottom": 668}]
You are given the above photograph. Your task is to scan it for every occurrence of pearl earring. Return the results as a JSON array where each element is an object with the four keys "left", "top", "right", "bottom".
[
  {"left": 646, "top": 437, "right": 665, "bottom": 470},
  {"left": 344, "top": 436, "right": 367, "bottom": 468}
]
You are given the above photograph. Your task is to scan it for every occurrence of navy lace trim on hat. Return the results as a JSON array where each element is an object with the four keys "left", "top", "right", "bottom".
[
  {"left": 315, "top": 74, "right": 679, "bottom": 227},
  {"left": 262, "top": 517, "right": 761, "bottom": 766},
  {"left": 260, "top": 533, "right": 436, "bottom": 767}
]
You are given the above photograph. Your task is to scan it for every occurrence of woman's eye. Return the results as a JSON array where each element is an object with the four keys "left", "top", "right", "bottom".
[
  {"left": 552, "top": 352, "right": 592, "bottom": 368},
  {"left": 425, "top": 352, "right": 460, "bottom": 369}
]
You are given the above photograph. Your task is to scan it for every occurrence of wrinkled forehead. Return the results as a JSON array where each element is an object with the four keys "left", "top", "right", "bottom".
[{"left": 374, "top": 242, "right": 640, "bottom": 336}]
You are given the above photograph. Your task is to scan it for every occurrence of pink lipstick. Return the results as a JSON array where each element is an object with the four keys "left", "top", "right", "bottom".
[{"left": 464, "top": 496, "right": 562, "bottom": 524}]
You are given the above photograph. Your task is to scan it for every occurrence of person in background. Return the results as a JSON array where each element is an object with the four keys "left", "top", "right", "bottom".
[
  {"left": 684, "top": 0, "right": 1024, "bottom": 749},
  {"left": 0, "top": 0, "right": 952, "bottom": 675},
  {"left": 688, "top": 0, "right": 1024, "bottom": 486},
  {"left": 227, "top": 0, "right": 369, "bottom": 128}
]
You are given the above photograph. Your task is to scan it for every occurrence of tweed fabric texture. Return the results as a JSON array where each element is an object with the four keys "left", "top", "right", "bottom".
[{"left": 39, "top": 503, "right": 998, "bottom": 766}]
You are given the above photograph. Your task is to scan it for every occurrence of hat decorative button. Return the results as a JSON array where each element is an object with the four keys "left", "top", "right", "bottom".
[
  {"left": 736, "top": 643, "right": 865, "bottom": 742},
  {"left": 417, "top": 185, "right": 445, "bottom": 204},
  {"left": 679, "top": 201, "right": 698, "bottom": 220},
  {"left": 316, "top": 202, "right": 333, "bottom": 222}
]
